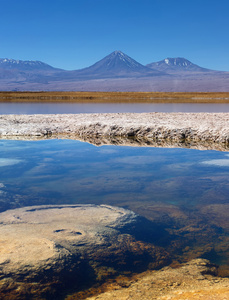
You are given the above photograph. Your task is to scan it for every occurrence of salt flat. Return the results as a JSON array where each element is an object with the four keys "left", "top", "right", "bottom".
[{"left": 0, "top": 112, "right": 228, "bottom": 150}]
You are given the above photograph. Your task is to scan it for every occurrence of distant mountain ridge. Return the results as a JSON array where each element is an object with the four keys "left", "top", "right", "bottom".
[
  {"left": 0, "top": 51, "right": 228, "bottom": 92},
  {"left": 146, "top": 57, "right": 213, "bottom": 73},
  {"left": 0, "top": 52, "right": 218, "bottom": 75},
  {"left": 0, "top": 58, "right": 60, "bottom": 71}
]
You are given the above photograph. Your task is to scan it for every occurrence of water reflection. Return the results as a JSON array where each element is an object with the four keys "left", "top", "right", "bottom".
[
  {"left": 0, "top": 139, "right": 229, "bottom": 289},
  {"left": 1, "top": 102, "right": 229, "bottom": 114}
]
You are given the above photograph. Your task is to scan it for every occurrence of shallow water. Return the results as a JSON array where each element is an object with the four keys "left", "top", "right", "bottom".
[
  {"left": 0, "top": 139, "right": 229, "bottom": 271},
  {"left": 1, "top": 102, "right": 229, "bottom": 114}
]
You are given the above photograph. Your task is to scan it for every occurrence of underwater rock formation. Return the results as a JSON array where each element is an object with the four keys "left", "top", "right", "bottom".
[{"left": 0, "top": 204, "right": 169, "bottom": 299}]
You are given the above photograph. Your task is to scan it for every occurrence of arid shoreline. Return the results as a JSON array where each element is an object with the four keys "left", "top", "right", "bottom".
[
  {"left": 0, "top": 112, "right": 229, "bottom": 151},
  {"left": 1, "top": 91, "right": 229, "bottom": 102}
]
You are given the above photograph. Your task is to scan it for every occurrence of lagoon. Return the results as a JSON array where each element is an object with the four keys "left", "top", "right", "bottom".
[
  {"left": 1, "top": 102, "right": 229, "bottom": 114},
  {"left": 1, "top": 139, "right": 228, "bottom": 265},
  {"left": 0, "top": 138, "right": 229, "bottom": 298}
]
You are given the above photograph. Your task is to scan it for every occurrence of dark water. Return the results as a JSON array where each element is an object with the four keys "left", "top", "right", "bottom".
[
  {"left": 0, "top": 139, "right": 229, "bottom": 271},
  {"left": 1, "top": 102, "right": 229, "bottom": 114}
]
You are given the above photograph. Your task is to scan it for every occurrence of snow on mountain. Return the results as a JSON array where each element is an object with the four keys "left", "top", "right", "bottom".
[
  {"left": 73, "top": 51, "right": 163, "bottom": 78},
  {"left": 0, "top": 52, "right": 228, "bottom": 92},
  {"left": 146, "top": 57, "right": 213, "bottom": 73},
  {"left": 0, "top": 58, "right": 60, "bottom": 71},
  {"left": 83, "top": 50, "right": 148, "bottom": 72}
]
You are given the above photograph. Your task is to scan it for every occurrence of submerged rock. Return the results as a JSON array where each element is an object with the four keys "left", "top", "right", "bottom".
[
  {"left": 0, "top": 204, "right": 169, "bottom": 299},
  {"left": 85, "top": 259, "right": 229, "bottom": 300}
]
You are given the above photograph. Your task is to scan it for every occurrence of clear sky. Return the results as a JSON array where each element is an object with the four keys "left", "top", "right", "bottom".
[{"left": 1, "top": 0, "right": 229, "bottom": 71}]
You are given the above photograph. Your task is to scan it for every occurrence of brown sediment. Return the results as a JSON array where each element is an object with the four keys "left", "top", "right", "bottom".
[
  {"left": 0, "top": 112, "right": 229, "bottom": 151},
  {"left": 0, "top": 91, "right": 229, "bottom": 102},
  {"left": 82, "top": 259, "right": 229, "bottom": 300}
]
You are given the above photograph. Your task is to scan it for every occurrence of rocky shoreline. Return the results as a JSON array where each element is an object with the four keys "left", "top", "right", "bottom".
[
  {"left": 85, "top": 259, "right": 229, "bottom": 300},
  {"left": 0, "top": 112, "right": 229, "bottom": 150}
]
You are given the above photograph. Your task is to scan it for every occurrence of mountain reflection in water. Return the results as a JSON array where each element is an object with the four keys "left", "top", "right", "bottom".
[{"left": 0, "top": 139, "right": 228, "bottom": 297}]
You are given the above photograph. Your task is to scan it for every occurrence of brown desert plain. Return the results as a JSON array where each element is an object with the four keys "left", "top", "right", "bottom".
[{"left": 1, "top": 91, "right": 229, "bottom": 102}]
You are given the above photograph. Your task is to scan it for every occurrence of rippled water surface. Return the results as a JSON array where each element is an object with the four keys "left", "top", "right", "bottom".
[{"left": 0, "top": 139, "right": 229, "bottom": 273}]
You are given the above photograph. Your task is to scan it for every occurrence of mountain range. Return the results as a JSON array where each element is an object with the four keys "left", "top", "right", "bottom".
[{"left": 0, "top": 51, "right": 228, "bottom": 92}]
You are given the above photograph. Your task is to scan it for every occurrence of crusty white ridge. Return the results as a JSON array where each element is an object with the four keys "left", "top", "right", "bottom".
[{"left": 0, "top": 112, "right": 229, "bottom": 150}]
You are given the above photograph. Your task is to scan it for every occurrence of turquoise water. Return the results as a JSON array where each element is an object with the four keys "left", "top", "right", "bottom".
[{"left": 0, "top": 139, "right": 229, "bottom": 268}]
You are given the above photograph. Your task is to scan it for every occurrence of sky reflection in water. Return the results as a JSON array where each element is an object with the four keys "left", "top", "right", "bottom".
[
  {"left": 0, "top": 139, "right": 229, "bottom": 268},
  {"left": 2, "top": 102, "right": 229, "bottom": 114}
]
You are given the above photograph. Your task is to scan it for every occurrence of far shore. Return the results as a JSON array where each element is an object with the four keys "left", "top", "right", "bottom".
[{"left": 1, "top": 91, "right": 229, "bottom": 103}]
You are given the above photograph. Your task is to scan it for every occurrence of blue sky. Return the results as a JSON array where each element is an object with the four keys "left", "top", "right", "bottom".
[{"left": 1, "top": 0, "right": 229, "bottom": 71}]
